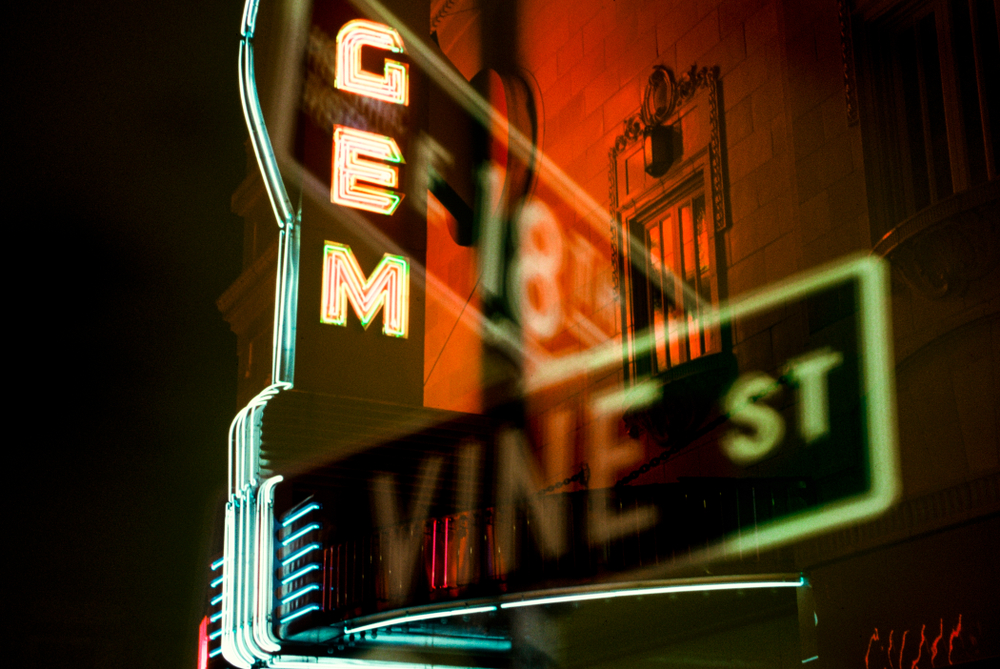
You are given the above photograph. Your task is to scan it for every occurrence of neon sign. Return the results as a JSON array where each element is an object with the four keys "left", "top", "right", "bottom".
[
  {"left": 331, "top": 125, "right": 405, "bottom": 215},
  {"left": 321, "top": 241, "right": 410, "bottom": 337},
  {"left": 334, "top": 19, "right": 409, "bottom": 106}
]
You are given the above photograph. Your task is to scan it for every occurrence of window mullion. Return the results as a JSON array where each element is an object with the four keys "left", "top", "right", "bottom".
[{"left": 969, "top": 0, "right": 998, "bottom": 179}]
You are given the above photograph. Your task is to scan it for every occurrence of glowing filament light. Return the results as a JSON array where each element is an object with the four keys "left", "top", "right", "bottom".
[
  {"left": 332, "top": 126, "right": 405, "bottom": 215},
  {"left": 335, "top": 19, "right": 408, "bottom": 105},
  {"left": 321, "top": 242, "right": 410, "bottom": 337}
]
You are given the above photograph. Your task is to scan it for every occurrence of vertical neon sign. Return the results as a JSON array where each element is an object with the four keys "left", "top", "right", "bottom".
[{"left": 327, "top": 19, "right": 411, "bottom": 337}]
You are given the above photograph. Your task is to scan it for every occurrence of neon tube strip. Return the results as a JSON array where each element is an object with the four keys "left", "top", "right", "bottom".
[
  {"left": 281, "top": 563, "right": 321, "bottom": 586},
  {"left": 281, "top": 523, "right": 321, "bottom": 546},
  {"left": 281, "top": 503, "right": 321, "bottom": 527},
  {"left": 255, "top": 476, "right": 284, "bottom": 654},
  {"left": 334, "top": 19, "right": 409, "bottom": 105},
  {"left": 344, "top": 606, "right": 498, "bottom": 635},
  {"left": 282, "top": 543, "right": 322, "bottom": 567},
  {"left": 281, "top": 604, "right": 322, "bottom": 625},
  {"left": 281, "top": 584, "right": 320, "bottom": 606},
  {"left": 321, "top": 242, "right": 410, "bottom": 337}
]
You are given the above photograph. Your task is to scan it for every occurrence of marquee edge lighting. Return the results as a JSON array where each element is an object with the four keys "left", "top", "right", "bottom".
[
  {"left": 334, "top": 19, "right": 409, "bottom": 105},
  {"left": 344, "top": 605, "right": 498, "bottom": 635},
  {"left": 498, "top": 576, "right": 806, "bottom": 609},
  {"left": 321, "top": 241, "right": 410, "bottom": 337},
  {"left": 332, "top": 126, "right": 405, "bottom": 216}
]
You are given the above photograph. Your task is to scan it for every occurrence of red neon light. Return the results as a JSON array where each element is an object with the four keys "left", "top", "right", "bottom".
[
  {"left": 197, "top": 615, "right": 208, "bottom": 669},
  {"left": 321, "top": 241, "right": 409, "bottom": 337},
  {"left": 910, "top": 624, "right": 926, "bottom": 669},
  {"left": 931, "top": 619, "right": 943, "bottom": 666},
  {"left": 332, "top": 125, "right": 405, "bottom": 216},
  {"left": 334, "top": 19, "right": 409, "bottom": 106},
  {"left": 948, "top": 614, "right": 962, "bottom": 665},
  {"left": 866, "top": 628, "right": 879, "bottom": 669},
  {"left": 431, "top": 519, "right": 437, "bottom": 589}
]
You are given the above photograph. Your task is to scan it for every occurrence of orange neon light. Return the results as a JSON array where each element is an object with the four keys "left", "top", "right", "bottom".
[
  {"left": 332, "top": 125, "right": 405, "bottom": 215},
  {"left": 321, "top": 241, "right": 410, "bottom": 337},
  {"left": 334, "top": 19, "right": 409, "bottom": 106}
]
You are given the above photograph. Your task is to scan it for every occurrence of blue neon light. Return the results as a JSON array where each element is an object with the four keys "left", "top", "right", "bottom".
[
  {"left": 802, "top": 656, "right": 819, "bottom": 664},
  {"left": 281, "top": 523, "right": 321, "bottom": 546},
  {"left": 281, "top": 543, "right": 321, "bottom": 566},
  {"left": 281, "top": 503, "right": 320, "bottom": 528},
  {"left": 281, "top": 584, "right": 320, "bottom": 605},
  {"left": 210, "top": 629, "right": 223, "bottom": 641},
  {"left": 209, "top": 646, "right": 222, "bottom": 658},
  {"left": 281, "top": 563, "right": 321, "bottom": 585},
  {"left": 211, "top": 593, "right": 223, "bottom": 606},
  {"left": 211, "top": 575, "right": 224, "bottom": 589},
  {"left": 210, "top": 611, "right": 222, "bottom": 623},
  {"left": 280, "top": 604, "right": 321, "bottom": 625},
  {"left": 211, "top": 557, "right": 224, "bottom": 571}
]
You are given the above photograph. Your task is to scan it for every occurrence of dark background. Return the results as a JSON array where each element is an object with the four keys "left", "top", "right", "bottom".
[{"left": 11, "top": 2, "right": 246, "bottom": 667}]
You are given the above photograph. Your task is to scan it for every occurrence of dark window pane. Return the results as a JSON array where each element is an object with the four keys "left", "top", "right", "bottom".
[
  {"left": 918, "top": 12, "right": 954, "bottom": 199},
  {"left": 975, "top": 0, "right": 1000, "bottom": 169},
  {"left": 898, "top": 27, "right": 932, "bottom": 210},
  {"left": 952, "top": 0, "right": 988, "bottom": 184}
]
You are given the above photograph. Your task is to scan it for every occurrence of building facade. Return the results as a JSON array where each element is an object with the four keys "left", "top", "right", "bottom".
[{"left": 207, "top": 0, "right": 998, "bottom": 667}]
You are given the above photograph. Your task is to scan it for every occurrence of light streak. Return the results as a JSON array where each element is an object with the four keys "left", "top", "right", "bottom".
[
  {"left": 281, "top": 604, "right": 322, "bottom": 625},
  {"left": 899, "top": 629, "right": 907, "bottom": 669},
  {"left": 321, "top": 241, "right": 410, "bottom": 337},
  {"left": 282, "top": 503, "right": 320, "bottom": 528},
  {"left": 335, "top": 19, "right": 408, "bottom": 105},
  {"left": 343, "top": 605, "right": 497, "bottom": 634},
  {"left": 282, "top": 523, "right": 322, "bottom": 546},
  {"left": 801, "top": 656, "right": 818, "bottom": 664},
  {"left": 887, "top": 630, "right": 894, "bottom": 669},
  {"left": 498, "top": 577, "right": 805, "bottom": 609},
  {"left": 332, "top": 125, "right": 405, "bottom": 216}
]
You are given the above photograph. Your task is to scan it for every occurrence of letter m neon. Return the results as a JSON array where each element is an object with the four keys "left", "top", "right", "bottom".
[{"left": 321, "top": 241, "right": 410, "bottom": 338}]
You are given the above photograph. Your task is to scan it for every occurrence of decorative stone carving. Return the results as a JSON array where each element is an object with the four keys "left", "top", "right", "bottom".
[
  {"left": 608, "top": 64, "right": 728, "bottom": 296},
  {"left": 873, "top": 180, "right": 999, "bottom": 299}
]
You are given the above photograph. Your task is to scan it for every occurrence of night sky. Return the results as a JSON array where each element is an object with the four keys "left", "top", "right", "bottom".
[{"left": 12, "top": 2, "right": 247, "bottom": 667}]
